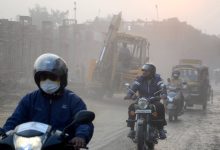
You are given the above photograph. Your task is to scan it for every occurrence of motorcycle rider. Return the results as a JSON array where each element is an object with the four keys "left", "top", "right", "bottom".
[
  {"left": 169, "top": 70, "right": 184, "bottom": 113},
  {"left": 2, "top": 53, "right": 94, "bottom": 149},
  {"left": 124, "top": 64, "right": 167, "bottom": 139}
]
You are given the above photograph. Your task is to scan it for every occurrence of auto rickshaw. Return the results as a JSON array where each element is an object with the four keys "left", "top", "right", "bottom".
[{"left": 172, "top": 64, "right": 212, "bottom": 110}]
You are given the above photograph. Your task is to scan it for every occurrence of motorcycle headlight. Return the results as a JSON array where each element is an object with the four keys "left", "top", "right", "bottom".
[
  {"left": 167, "top": 96, "right": 174, "bottom": 102},
  {"left": 14, "top": 135, "right": 42, "bottom": 150},
  {"left": 183, "top": 85, "right": 187, "bottom": 89},
  {"left": 138, "top": 98, "right": 148, "bottom": 109}
]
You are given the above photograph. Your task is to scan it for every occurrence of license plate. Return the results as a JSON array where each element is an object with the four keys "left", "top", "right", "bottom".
[
  {"left": 135, "top": 109, "right": 152, "bottom": 114},
  {"left": 167, "top": 104, "right": 175, "bottom": 109}
]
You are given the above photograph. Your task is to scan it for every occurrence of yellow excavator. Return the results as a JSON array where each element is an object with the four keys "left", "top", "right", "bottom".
[{"left": 87, "top": 13, "right": 150, "bottom": 98}]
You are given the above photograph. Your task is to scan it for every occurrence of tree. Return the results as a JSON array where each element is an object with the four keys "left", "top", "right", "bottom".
[
  {"left": 29, "top": 4, "right": 69, "bottom": 28},
  {"left": 50, "top": 9, "right": 69, "bottom": 25}
]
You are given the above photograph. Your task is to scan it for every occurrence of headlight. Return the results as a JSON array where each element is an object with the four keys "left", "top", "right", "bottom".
[
  {"left": 168, "top": 96, "right": 174, "bottom": 102},
  {"left": 183, "top": 85, "right": 187, "bottom": 89},
  {"left": 14, "top": 135, "right": 42, "bottom": 150},
  {"left": 138, "top": 98, "right": 148, "bottom": 109}
]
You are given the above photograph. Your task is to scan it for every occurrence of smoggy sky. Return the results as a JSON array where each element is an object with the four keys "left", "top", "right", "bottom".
[{"left": 0, "top": 0, "right": 219, "bottom": 35}]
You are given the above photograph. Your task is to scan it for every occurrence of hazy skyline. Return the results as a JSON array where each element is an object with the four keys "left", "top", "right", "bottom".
[{"left": 0, "top": 0, "right": 219, "bottom": 35}]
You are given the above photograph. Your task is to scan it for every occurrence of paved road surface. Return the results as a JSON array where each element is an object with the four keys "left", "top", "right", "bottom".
[{"left": 1, "top": 87, "right": 220, "bottom": 150}]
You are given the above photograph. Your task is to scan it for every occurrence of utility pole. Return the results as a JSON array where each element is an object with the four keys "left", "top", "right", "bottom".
[
  {"left": 74, "top": 1, "right": 77, "bottom": 24},
  {"left": 155, "top": 4, "right": 159, "bottom": 21},
  {"left": 98, "top": 9, "right": 101, "bottom": 18}
]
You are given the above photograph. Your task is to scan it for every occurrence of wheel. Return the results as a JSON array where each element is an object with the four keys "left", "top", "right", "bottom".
[
  {"left": 211, "top": 90, "right": 214, "bottom": 104},
  {"left": 137, "top": 124, "right": 146, "bottom": 150},
  {"left": 202, "top": 101, "right": 207, "bottom": 110},
  {"left": 174, "top": 115, "right": 178, "bottom": 121},
  {"left": 168, "top": 112, "right": 173, "bottom": 122},
  {"left": 147, "top": 142, "right": 155, "bottom": 150},
  {"left": 184, "top": 104, "right": 187, "bottom": 110}
]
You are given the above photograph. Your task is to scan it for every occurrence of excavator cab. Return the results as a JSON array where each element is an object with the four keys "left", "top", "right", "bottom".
[{"left": 87, "top": 33, "right": 149, "bottom": 98}]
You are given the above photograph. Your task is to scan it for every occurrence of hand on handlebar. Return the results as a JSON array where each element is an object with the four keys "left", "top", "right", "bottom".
[{"left": 68, "top": 137, "right": 87, "bottom": 150}]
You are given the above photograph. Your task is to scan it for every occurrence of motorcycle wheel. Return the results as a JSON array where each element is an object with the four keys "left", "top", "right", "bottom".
[
  {"left": 202, "top": 101, "right": 207, "bottom": 110},
  {"left": 137, "top": 124, "right": 146, "bottom": 150},
  {"left": 147, "top": 142, "right": 155, "bottom": 150},
  {"left": 184, "top": 104, "right": 187, "bottom": 110},
  {"left": 168, "top": 113, "right": 173, "bottom": 122},
  {"left": 174, "top": 115, "right": 178, "bottom": 121}
]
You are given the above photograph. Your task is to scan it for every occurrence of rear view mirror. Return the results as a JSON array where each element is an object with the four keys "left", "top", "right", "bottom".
[
  {"left": 74, "top": 110, "right": 95, "bottom": 124},
  {"left": 62, "top": 110, "right": 95, "bottom": 136}
]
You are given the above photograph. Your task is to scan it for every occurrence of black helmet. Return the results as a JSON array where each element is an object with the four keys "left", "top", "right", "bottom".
[
  {"left": 172, "top": 70, "right": 180, "bottom": 78},
  {"left": 34, "top": 53, "right": 68, "bottom": 90},
  {"left": 141, "top": 64, "right": 156, "bottom": 76}
]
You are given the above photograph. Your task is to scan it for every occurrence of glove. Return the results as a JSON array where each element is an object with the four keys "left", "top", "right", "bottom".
[{"left": 69, "top": 137, "right": 86, "bottom": 149}]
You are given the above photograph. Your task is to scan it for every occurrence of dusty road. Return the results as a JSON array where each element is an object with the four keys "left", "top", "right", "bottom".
[
  {"left": 0, "top": 86, "right": 220, "bottom": 150},
  {"left": 88, "top": 87, "right": 220, "bottom": 150}
]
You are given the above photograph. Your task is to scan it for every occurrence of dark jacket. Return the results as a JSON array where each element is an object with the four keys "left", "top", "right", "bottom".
[
  {"left": 3, "top": 89, "right": 94, "bottom": 143},
  {"left": 128, "top": 74, "right": 166, "bottom": 99}
]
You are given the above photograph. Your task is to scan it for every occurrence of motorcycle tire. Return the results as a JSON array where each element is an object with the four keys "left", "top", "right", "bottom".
[
  {"left": 147, "top": 143, "right": 154, "bottom": 150},
  {"left": 174, "top": 115, "right": 178, "bottom": 121},
  {"left": 147, "top": 142, "right": 155, "bottom": 150},
  {"left": 168, "top": 113, "right": 173, "bottom": 122},
  {"left": 137, "top": 124, "right": 146, "bottom": 150},
  {"left": 202, "top": 101, "right": 207, "bottom": 110}
]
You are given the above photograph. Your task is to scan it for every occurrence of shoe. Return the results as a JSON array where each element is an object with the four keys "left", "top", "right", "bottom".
[
  {"left": 127, "top": 130, "right": 135, "bottom": 139},
  {"left": 159, "top": 129, "right": 167, "bottom": 140}
]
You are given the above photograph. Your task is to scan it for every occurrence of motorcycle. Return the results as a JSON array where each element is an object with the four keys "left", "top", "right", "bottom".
[
  {"left": 0, "top": 110, "right": 95, "bottom": 150},
  {"left": 166, "top": 85, "right": 183, "bottom": 122},
  {"left": 125, "top": 83, "right": 165, "bottom": 150}
]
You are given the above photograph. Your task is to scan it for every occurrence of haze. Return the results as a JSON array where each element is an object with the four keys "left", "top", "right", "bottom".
[{"left": 0, "top": 0, "right": 219, "bottom": 35}]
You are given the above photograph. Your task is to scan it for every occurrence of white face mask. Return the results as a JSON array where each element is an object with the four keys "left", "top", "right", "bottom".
[{"left": 40, "top": 79, "right": 60, "bottom": 94}]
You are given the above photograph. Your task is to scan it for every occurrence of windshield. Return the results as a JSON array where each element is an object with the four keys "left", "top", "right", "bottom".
[
  {"left": 178, "top": 69, "right": 198, "bottom": 82},
  {"left": 15, "top": 122, "right": 50, "bottom": 135},
  {"left": 168, "top": 91, "right": 177, "bottom": 98}
]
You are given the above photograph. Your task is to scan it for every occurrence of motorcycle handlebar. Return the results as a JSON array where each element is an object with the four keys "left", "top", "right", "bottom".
[
  {"left": 125, "top": 95, "right": 161, "bottom": 102},
  {"left": 65, "top": 144, "right": 88, "bottom": 150}
]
